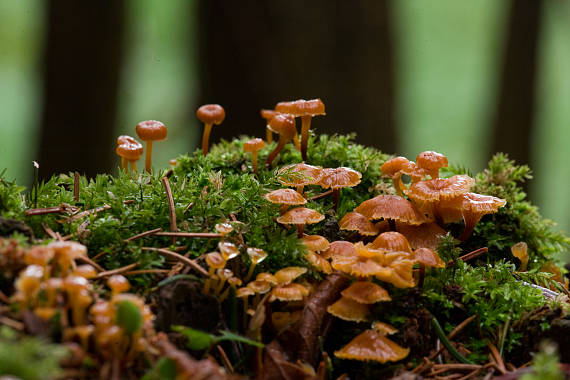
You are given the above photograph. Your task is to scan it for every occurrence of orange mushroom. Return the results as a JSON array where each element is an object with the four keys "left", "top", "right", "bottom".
[
  {"left": 341, "top": 281, "right": 391, "bottom": 304},
  {"left": 380, "top": 156, "right": 417, "bottom": 196},
  {"left": 395, "top": 221, "right": 446, "bottom": 251},
  {"left": 452, "top": 192, "right": 506, "bottom": 241},
  {"left": 264, "top": 188, "right": 307, "bottom": 214},
  {"left": 218, "top": 241, "right": 240, "bottom": 261},
  {"left": 215, "top": 222, "right": 233, "bottom": 235},
  {"left": 245, "top": 247, "right": 268, "bottom": 282},
  {"left": 301, "top": 234, "right": 330, "bottom": 253},
  {"left": 116, "top": 135, "right": 143, "bottom": 173},
  {"left": 369, "top": 232, "right": 413, "bottom": 256},
  {"left": 274, "top": 266, "right": 308, "bottom": 285},
  {"left": 327, "top": 296, "right": 370, "bottom": 322},
  {"left": 321, "top": 240, "right": 356, "bottom": 260},
  {"left": 108, "top": 274, "right": 130, "bottom": 296},
  {"left": 318, "top": 167, "right": 362, "bottom": 210},
  {"left": 372, "top": 321, "right": 399, "bottom": 336},
  {"left": 270, "top": 283, "right": 310, "bottom": 302},
  {"left": 243, "top": 138, "right": 266, "bottom": 175},
  {"left": 416, "top": 151, "right": 448, "bottom": 179},
  {"left": 305, "top": 251, "right": 332, "bottom": 274},
  {"left": 266, "top": 114, "right": 297, "bottom": 166},
  {"left": 135, "top": 120, "right": 167, "bottom": 174},
  {"left": 276, "top": 207, "right": 324, "bottom": 237},
  {"left": 339, "top": 212, "right": 382, "bottom": 237},
  {"left": 203, "top": 252, "right": 226, "bottom": 294},
  {"left": 511, "top": 242, "right": 528, "bottom": 271},
  {"left": 260, "top": 109, "right": 277, "bottom": 143},
  {"left": 256, "top": 272, "right": 279, "bottom": 286},
  {"left": 334, "top": 329, "right": 409, "bottom": 363},
  {"left": 413, "top": 248, "right": 445, "bottom": 268},
  {"left": 278, "top": 163, "right": 324, "bottom": 196},
  {"left": 354, "top": 195, "right": 430, "bottom": 230},
  {"left": 196, "top": 104, "right": 225, "bottom": 156},
  {"left": 275, "top": 98, "right": 325, "bottom": 161}
]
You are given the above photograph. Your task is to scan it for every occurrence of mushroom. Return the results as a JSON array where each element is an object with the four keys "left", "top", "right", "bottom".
[
  {"left": 108, "top": 274, "right": 131, "bottom": 297},
  {"left": 413, "top": 247, "right": 445, "bottom": 268},
  {"left": 236, "top": 287, "right": 255, "bottom": 324},
  {"left": 305, "top": 251, "right": 332, "bottom": 274},
  {"left": 331, "top": 244, "right": 388, "bottom": 278},
  {"left": 327, "top": 296, "right": 370, "bottom": 322},
  {"left": 511, "top": 242, "right": 528, "bottom": 271},
  {"left": 64, "top": 275, "right": 93, "bottom": 325},
  {"left": 321, "top": 240, "right": 357, "bottom": 260},
  {"left": 276, "top": 207, "right": 325, "bottom": 237},
  {"left": 260, "top": 109, "right": 277, "bottom": 143},
  {"left": 264, "top": 188, "right": 307, "bottom": 214},
  {"left": 275, "top": 98, "right": 326, "bottom": 161},
  {"left": 215, "top": 222, "right": 233, "bottom": 236},
  {"left": 416, "top": 151, "right": 448, "bottom": 179},
  {"left": 14, "top": 264, "right": 44, "bottom": 308},
  {"left": 245, "top": 247, "right": 268, "bottom": 282},
  {"left": 196, "top": 104, "right": 225, "bottom": 156},
  {"left": 301, "top": 234, "right": 330, "bottom": 253},
  {"left": 355, "top": 195, "right": 430, "bottom": 231},
  {"left": 372, "top": 321, "right": 399, "bottom": 336},
  {"left": 48, "top": 241, "right": 87, "bottom": 277},
  {"left": 218, "top": 241, "right": 240, "bottom": 261},
  {"left": 135, "top": 120, "right": 167, "bottom": 174},
  {"left": 395, "top": 221, "right": 446, "bottom": 251},
  {"left": 256, "top": 272, "right": 279, "bottom": 286},
  {"left": 274, "top": 266, "right": 308, "bottom": 285},
  {"left": 341, "top": 281, "right": 391, "bottom": 304},
  {"left": 380, "top": 157, "right": 417, "bottom": 196},
  {"left": 203, "top": 252, "right": 226, "bottom": 294},
  {"left": 277, "top": 163, "right": 324, "bottom": 196},
  {"left": 270, "top": 283, "right": 310, "bottom": 302},
  {"left": 265, "top": 114, "right": 297, "bottom": 167},
  {"left": 243, "top": 138, "right": 266, "bottom": 175},
  {"left": 334, "top": 329, "right": 409, "bottom": 363},
  {"left": 318, "top": 167, "right": 362, "bottom": 210},
  {"left": 219, "top": 276, "right": 243, "bottom": 302},
  {"left": 339, "top": 212, "right": 381, "bottom": 237},
  {"left": 214, "top": 268, "right": 234, "bottom": 294},
  {"left": 116, "top": 135, "right": 143, "bottom": 173},
  {"left": 73, "top": 264, "right": 98, "bottom": 279},
  {"left": 369, "top": 232, "right": 413, "bottom": 256}
]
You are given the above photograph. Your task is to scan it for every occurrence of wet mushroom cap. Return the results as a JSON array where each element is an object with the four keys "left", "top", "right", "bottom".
[
  {"left": 354, "top": 195, "right": 430, "bottom": 225},
  {"left": 215, "top": 222, "right": 233, "bottom": 235},
  {"left": 416, "top": 151, "right": 448, "bottom": 173},
  {"left": 413, "top": 248, "right": 445, "bottom": 268},
  {"left": 395, "top": 222, "right": 446, "bottom": 251},
  {"left": 135, "top": 120, "right": 167, "bottom": 141},
  {"left": 332, "top": 252, "right": 389, "bottom": 278},
  {"left": 268, "top": 113, "right": 297, "bottom": 138},
  {"left": 301, "top": 234, "right": 330, "bottom": 252},
  {"left": 511, "top": 242, "right": 529, "bottom": 270},
  {"left": 341, "top": 281, "right": 391, "bottom": 304},
  {"left": 339, "top": 212, "right": 381, "bottom": 236},
  {"left": 236, "top": 287, "right": 255, "bottom": 298},
  {"left": 73, "top": 264, "right": 98, "bottom": 279},
  {"left": 318, "top": 167, "right": 362, "bottom": 190},
  {"left": 218, "top": 242, "right": 240, "bottom": 260},
  {"left": 247, "top": 247, "right": 268, "bottom": 265},
  {"left": 369, "top": 232, "right": 413, "bottom": 255},
  {"left": 247, "top": 280, "right": 272, "bottom": 294},
  {"left": 380, "top": 157, "right": 416, "bottom": 177},
  {"left": 256, "top": 272, "right": 279, "bottom": 286},
  {"left": 305, "top": 251, "right": 332, "bottom": 274},
  {"left": 260, "top": 109, "right": 278, "bottom": 123},
  {"left": 276, "top": 207, "right": 324, "bottom": 226},
  {"left": 270, "top": 283, "right": 310, "bottom": 302},
  {"left": 243, "top": 138, "right": 266, "bottom": 153},
  {"left": 275, "top": 98, "right": 326, "bottom": 117},
  {"left": 107, "top": 275, "right": 130, "bottom": 293},
  {"left": 327, "top": 296, "right": 370, "bottom": 322},
  {"left": 116, "top": 136, "right": 143, "bottom": 160},
  {"left": 334, "top": 329, "right": 410, "bottom": 363},
  {"left": 372, "top": 321, "right": 398, "bottom": 335},
  {"left": 277, "top": 163, "right": 324, "bottom": 187},
  {"left": 404, "top": 175, "right": 474, "bottom": 203},
  {"left": 196, "top": 104, "right": 226, "bottom": 125},
  {"left": 206, "top": 252, "right": 226, "bottom": 269},
  {"left": 274, "top": 266, "right": 307, "bottom": 285},
  {"left": 264, "top": 189, "right": 307, "bottom": 206},
  {"left": 321, "top": 240, "right": 357, "bottom": 260}
]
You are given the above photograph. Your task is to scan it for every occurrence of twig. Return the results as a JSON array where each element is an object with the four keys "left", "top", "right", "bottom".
[
  {"left": 124, "top": 269, "right": 170, "bottom": 276},
  {"left": 76, "top": 255, "right": 105, "bottom": 272},
  {"left": 26, "top": 206, "right": 64, "bottom": 216},
  {"left": 0, "top": 289, "right": 10, "bottom": 304},
  {"left": 97, "top": 263, "right": 138, "bottom": 278},
  {"left": 154, "top": 232, "right": 223, "bottom": 238},
  {"left": 216, "top": 345, "right": 234, "bottom": 373},
  {"left": 183, "top": 202, "right": 194, "bottom": 214},
  {"left": 0, "top": 316, "right": 25, "bottom": 331},
  {"left": 42, "top": 223, "right": 58, "bottom": 240},
  {"left": 458, "top": 368, "right": 483, "bottom": 380},
  {"left": 432, "top": 364, "right": 482, "bottom": 371},
  {"left": 429, "top": 314, "right": 477, "bottom": 360},
  {"left": 91, "top": 251, "right": 109, "bottom": 261},
  {"left": 73, "top": 171, "right": 80, "bottom": 202},
  {"left": 447, "top": 247, "right": 488, "bottom": 266},
  {"left": 487, "top": 342, "right": 507, "bottom": 374},
  {"left": 308, "top": 189, "right": 333, "bottom": 201},
  {"left": 142, "top": 247, "right": 209, "bottom": 277},
  {"left": 161, "top": 176, "right": 177, "bottom": 245},
  {"left": 68, "top": 204, "right": 111, "bottom": 222},
  {"left": 125, "top": 228, "right": 163, "bottom": 242}
]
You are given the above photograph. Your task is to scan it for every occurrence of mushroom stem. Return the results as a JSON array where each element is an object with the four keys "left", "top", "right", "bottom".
[
  {"left": 203, "top": 266, "right": 216, "bottom": 294},
  {"left": 296, "top": 185, "right": 305, "bottom": 197},
  {"left": 296, "top": 224, "right": 304, "bottom": 238},
  {"left": 245, "top": 264, "right": 257, "bottom": 283},
  {"left": 121, "top": 157, "right": 126, "bottom": 171},
  {"left": 144, "top": 141, "right": 153, "bottom": 174},
  {"left": 266, "top": 127, "right": 273, "bottom": 144},
  {"left": 251, "top": 151, "right": 259, "bottom": 175},
  {"left": 266, "top": 136, "right": 287, "bottom": 167},
  {"left": 130, "top": 161, "right": 137, "bottom": 173},
  {"left": 392, "top": 173, "right": 405, "bottom": 197},
  {"left": 332, "top": 189, "right": 340, "bottom": 211},
  {"left": 280, "top": 204, "right": 289, "bottom": 215},
  {"left": 418, "top": 264, "right": 426, "bottom": 289},
  {"left": 300, "top": 115, "right": 312, "bottom": 161},
  {"left": 293, "top": 132, "right": 301, "bottom": 151},
  {"left": 458, "top": 214, "right": 481, "bottom": 241},
  {"left": 202, "top": 123, "right": 213, "bottom": 156}
]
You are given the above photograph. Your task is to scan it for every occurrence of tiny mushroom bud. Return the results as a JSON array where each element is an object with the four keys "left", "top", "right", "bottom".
[
  {"left": 116, "top": 135, "right": 143, "bottom": 173},
  {"left": 243, "top": 138, "right": 266, "bottom": 175},
  {"left": 265, "top": 114, "right": 297, "bottom": 167},
  {"left": 135, "top": 120, "right": 167, "bottom": 174},
  {"left": 197, "top": 104, "right": 225, "bottom": 156},
  {"left": 511, "top": 242, "right": 529, "bottom": 271}
]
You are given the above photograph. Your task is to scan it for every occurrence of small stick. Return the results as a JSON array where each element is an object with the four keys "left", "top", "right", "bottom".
[
  {"left": 216, "top": 345, "right": 234, "bottom": 373},
  {"left": 183, "top": 202, "right": 194, "bottom": 214},
  {"left": 308, "top": 189, "right": 333, "bottom": 201},
  {"left": 487, "top": 342, "right": 507, "bottom": 374},
  {"left": 68, "top": 204, "right": 111, "bottom": 222},
  {"left": 142, "top": 247, "right": 209, "bottom": 277},
  {"left": 73, "top": 171, "right": 80, "bottom": 202},
  {"left": 154, "top": 232, "right": 223, "bottom": 238},
  {"left": 124, "top": 269, "right": 170, "bottom": 276},
  {"left": 432, "top": 364, "right": 482, "bottom": 371},
  {"left": 0, "top": 289, "right": 10, "bottom": 303},
  {"left": 447, "top": 247, "right": 488, "bottom": 266},
  {"left": 161, "top": 176, "right": 177, "bottom": 245},
  {"left": 26, "top": 206, "right": 64, "bottom": 216},
  {"left": 0, "top": 316, "right": 25, "bottom": 331},
  {"left": 91, "top": 251, "right": 109, "bottom": 261},
  {"left": 458, "top": 368, "right": 483, "bottom": 380},
  {"left": 125, "top": 228, "right": 163, "bottom": 242},
  {"left": 42, "top": 223, "right": 58, "bottom": 239},
  {"left": 76, "top": 255, "right": 105, "bottom": 272},
  {"left": 430, "top": 315, "right": 477, "bottom": 359},
  {"left": 123, "top": 199, "right": 135, "bottom": 205},
  {"left": 97, "top": 263, "right": 138, "bottom": 278}
]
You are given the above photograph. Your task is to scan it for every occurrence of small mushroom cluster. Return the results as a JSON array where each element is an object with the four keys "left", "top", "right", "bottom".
[{"left": 115, "top": 120, "right": 168, "bottom": 174}]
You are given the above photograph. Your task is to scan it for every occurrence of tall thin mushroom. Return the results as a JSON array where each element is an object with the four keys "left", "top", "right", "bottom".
[
  {"left": 197, "top": 104, "right": 225, "bottom": 156},
  {"left": 135, "top": 120, "right": 167, "bottom": 174},
  {"left": 265, "top": 114, "right": 297, "bottom": 167}
]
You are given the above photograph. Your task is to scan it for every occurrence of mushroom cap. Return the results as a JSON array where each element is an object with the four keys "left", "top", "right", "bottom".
[
  {"left": 218, "top": 242, "right": 240, "bottom": 260},
  {"left": 322, "top": 241, "right": 357, "bottom": 260},
  {"left": 243, "top": 138, "right": 266, "bottom": 153},
  {"left": 369, "top": 232, "right": 413, "bottom": 255},
  {"left": 228, "top": 277, "right": 243, "bottom": 287},
  {"left": 256, "top": 272, "right": 279, "bottom": 285},
  {"left": 458, "top": 192, "right": 507, "bottom": 214},
  {"left": 327, "top": 296, "right": 370, "bottom": 322},
  {"left": 318, "top": 167, "right": 362, "bottom": 190},
  {"left": 236, "top": 287, "right": 255, "bottom": 298},
  {"left": 381, "top": 157, "right": 416, "bottom": 178},
  {"left": 301, "top": 234, "right": 330, "bottom": 252},
  {"left": 48, "top": 241, "right": 87, "bottom": 259},
  {"left": 196, "top": 104, "right": 225, "bottom": 125},
  {"left": 413, "top": 248, "right": 445, "bottom": 268},
  {"left": 247, "top": 280, "right": 272, "bottom": 294},
  {"left": 372, "top": 321, "right": 398, "bottom": 335},
  {"left": 264, "top": 189, "right": 307, "bottom": 206},
  {"left": 116, "top": 135, "right": 144, "bottom": 160},
  {"left": 332, "top": 252, "right": 389, "bottom": 278},
  {"left": 25, "top": 246, "right": 54, "bottom": 266},
  {"left": 334, "top": 329, "right": 410, "bottom": 363},
  {"left": 341, "top": 281, "right": 391, "bottom": 304},
  {"left": 247, "top": 247, "right": 268, "bottom": 265},
  {"left": 275, "top": 98, "right": 326, "bottom": 117},
  {"left": 416, "top": 151, "right": 448, "bottom": 173},
  {"left": 260, "top": 109, "right": 278, "bottom": 123},
  {"left": 278, "top": 163, "right": 324, "bottom": 187},
  {"left": 270, "top": 283, "right": 310, "bottom": 302},
  {"left": 73, "top": 264, "right": 98, "bottom": 279},
  {"left": 396, "top": 222, "right": 446, "bottom": 251},
  {"left": 339, "top": 212, "right": 381, "bottom": 236},
  {"left": 274, "top": 266, "right": 307, "bottom": 285},
  {"left": 206, "top": 252, "right": 226, "bottom": 269},
  {"left": 354, "top": 195, "right": 430, "bottom": 225},
  {"left": 305, "top": 251, "right": 332, "bottom": 274},
  {"left": 276, "top": 207, "right": 324, "bottom": 226},
  {"left": 215, "top": 222, "right": 233, "bottom": 235},
  {"left": 511, "top": 242, "right": 528, "bottom": 268},
  {"left": 268, "top": 114, "right": 297, "bottom": 139},
  {"left": 404, "top": 175, "right": 474, "bottom": 203},
  {"left": 374, "top": 257, "right": 415, "bottom": 288},
  {"left": 135, "top": 120, "right": 167, "bottom": 141},
  {"left": 107, "top": 274, "right": 130, "bottom": 293},
  {"left": 216, "top": 268, "right": 233, "bottom": 281}
]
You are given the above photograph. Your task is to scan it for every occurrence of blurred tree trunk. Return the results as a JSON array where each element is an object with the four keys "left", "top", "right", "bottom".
[
  {"left": 197, "top": 0, "right": 397, "bottom": 154},
  {"left": 39, "top": 0, "right": 125, "bottom": 178},
  {"left": 491, "top": 0, "right": 544, "bottom": 167}
]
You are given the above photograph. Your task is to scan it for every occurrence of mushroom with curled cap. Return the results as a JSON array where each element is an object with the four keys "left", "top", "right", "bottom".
[
  {"left": 274, "top": 266, "right": 307, "bottom": 285},
  {"left": 511, "top": 242, "right": 529, "bottom": 271},
  {"left": 196, "top": 104, "right": 225, "bottom": 156},
  {"left": 372, "top": 321, "right": 399, "bottom": 336},
  {"left": 270, "top": 283, "right": 310, "bottom": 302},
  {"left": 368, "top": 232, "right": 413, "bottom": 257},
  {"left": 318, "top": 167, "right": 362, "bottom": 210},
  {"left": 116, "top": 135, "right": 143, "bottom": 173},
  {"left": 416, "top": 151, "right": 448, "bottom": 179},
  {"left": 334, "top": 329, "right": 409, "bottom": 363},
  {"left": 203, "top": 252, "right": 226, "bottom": 294},
  {"left": 301, "top": 234, "right": 330, "bottom": 253},
  {"left": 276, "top": 207, "right": 324, "bottom": 237},
  {"left": 341, "top": 281, "right": 391, "bottom": 304},
  {"left": 278, "top": 163, "right": 324, "bottom": 195},
  {"left": 245, "top": 247, "right": 268, "bottom": 282},
  {"left": 265, "top": 114, "right": 297, "bottom": 166},
  {"left": 135, "top": 120, "right": 167, "bottom": 174},
  {"left": 275, "top": 98, "right": 325, "bottom": 161},
  {"left": 327, "top": 296, "right": 370, "bottom": 322},
  {"left": 321, "top": 240, "right": 356, "bottom": 260},
  {"left": 264, "top": 188, "right": 307, "bottom": 214},
  {"left": 354, "top": 195, "right": 430, "bottom": 230},
  {"left": 339, "top": 212, "right": 381, "bottom": 237},
  {"left": 380, "top": 156, "right": 417, "bottom": 196},
  {"left": 218, "top": 241, "right": 240, "bottom": 261},
  {"left": 243, "top": 138, "right": 266, "bottom": 175}
]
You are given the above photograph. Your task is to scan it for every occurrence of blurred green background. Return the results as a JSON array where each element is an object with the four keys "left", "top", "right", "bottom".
[{"left": 0, "top": 0, "right": 569, "bottom": 233}]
